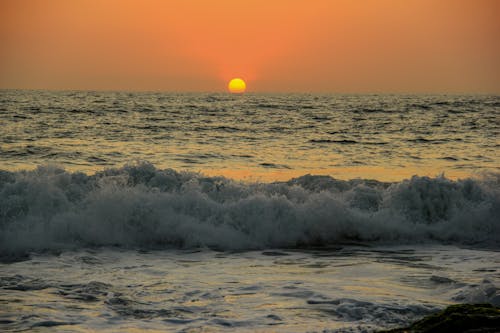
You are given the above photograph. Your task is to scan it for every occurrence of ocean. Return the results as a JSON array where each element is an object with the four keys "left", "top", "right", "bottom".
[{"left": 0, "top": 90, "right": 499, "bottom": 332}]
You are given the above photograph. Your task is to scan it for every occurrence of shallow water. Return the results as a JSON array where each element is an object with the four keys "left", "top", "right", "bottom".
[{"left": 1, "top": 246, "right": 499, "bottom": 332}]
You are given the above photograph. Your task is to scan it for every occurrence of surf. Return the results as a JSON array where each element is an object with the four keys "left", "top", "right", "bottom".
[{"left": 1, "top": 162, "right": 499, "bottom": 257}]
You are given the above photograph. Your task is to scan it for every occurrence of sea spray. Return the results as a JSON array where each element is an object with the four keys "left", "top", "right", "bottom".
[{"left": 1, "top": 162, "right": 499, "bottom": 256}]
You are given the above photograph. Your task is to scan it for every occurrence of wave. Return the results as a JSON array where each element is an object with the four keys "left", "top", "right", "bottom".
[{"left": 0, "top": 162, "right": 499, "bottom": 256}]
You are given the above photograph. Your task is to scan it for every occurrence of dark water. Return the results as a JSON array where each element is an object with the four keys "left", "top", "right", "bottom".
[
  {"left": 0, "top": 91, "right": 499, "bottom": 332},
  {"left": 1, "top": 246, "right": 499, "bottom": 332}
]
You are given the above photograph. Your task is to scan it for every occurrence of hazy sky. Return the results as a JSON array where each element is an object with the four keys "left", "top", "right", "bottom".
[{"left": 1, "top": 0, "right": 499, "bottom": 93}]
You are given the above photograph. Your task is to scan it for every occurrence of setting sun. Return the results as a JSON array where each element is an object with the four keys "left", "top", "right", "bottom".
[
  {"left": 1, "top": 1, "right": 500, "bottom": 332},
  {"left": 228, "top": 78, "right": 246, "bottom": 93}
]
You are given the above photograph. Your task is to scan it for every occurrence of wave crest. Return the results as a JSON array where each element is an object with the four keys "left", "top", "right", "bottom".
[{"left": 1, "top": 162, "right": 499, "bottom": 255}]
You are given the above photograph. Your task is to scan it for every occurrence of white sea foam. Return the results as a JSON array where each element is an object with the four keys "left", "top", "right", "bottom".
[{"left": 1, "top": 162, "right": 499, "bottom": 256}]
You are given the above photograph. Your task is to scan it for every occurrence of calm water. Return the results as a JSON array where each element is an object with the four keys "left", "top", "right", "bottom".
[{"left": 0, "top": 91, "right": 499, "bottom": 332}]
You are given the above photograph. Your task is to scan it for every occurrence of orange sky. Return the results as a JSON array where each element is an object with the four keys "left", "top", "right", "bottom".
[{"left": 1, "top": 0, "right": 499, "bottom": 93}]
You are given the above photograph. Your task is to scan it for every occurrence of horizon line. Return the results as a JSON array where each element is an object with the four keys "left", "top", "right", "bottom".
[{"left": 1, "top": 87, "right": 499, "bottom": 96}]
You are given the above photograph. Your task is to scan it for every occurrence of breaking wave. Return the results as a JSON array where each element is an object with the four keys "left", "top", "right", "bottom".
[{"left": 1, "top": 162, "right": 499, "bottom": 256}]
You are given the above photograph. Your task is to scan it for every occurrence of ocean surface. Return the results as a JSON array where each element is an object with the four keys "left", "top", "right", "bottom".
[
  {"left": 0, "top": 90, "right": 499, "bottom": 332},
  {"left": 1, "top": 91, "right": 499, "bottom": 180}
]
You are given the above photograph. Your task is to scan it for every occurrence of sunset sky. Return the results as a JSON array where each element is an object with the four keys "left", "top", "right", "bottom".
[{"left": 1, "top": 0, "right": 499, "bottom": 93}]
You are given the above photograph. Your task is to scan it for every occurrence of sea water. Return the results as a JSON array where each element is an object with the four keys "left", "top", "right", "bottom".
[
  {"left": 1, "top": 91, "right": 498, "bottom": 180},
  {"left": 0, "top": 91, "right": 499, "bottom": 332}
]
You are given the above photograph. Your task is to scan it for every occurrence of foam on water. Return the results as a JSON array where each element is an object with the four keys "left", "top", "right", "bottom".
[
  {"left": 1, "top": 246, "right": 498, "bottom": 332},
  {"left": 1, "top": 162, "right": 498, "bottom": 257},
  {"left": 2, "top": 92, "right": 499, "bottom": 332}
]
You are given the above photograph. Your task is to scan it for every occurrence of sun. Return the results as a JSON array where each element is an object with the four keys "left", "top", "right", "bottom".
[{"left": 228, "top": 78, "right": 246, "bottom": 93}]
